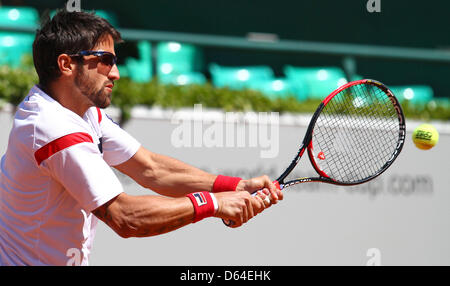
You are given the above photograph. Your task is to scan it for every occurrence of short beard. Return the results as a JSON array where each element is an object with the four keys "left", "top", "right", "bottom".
[{"left": 74, "top": 64, "right": 111, "bottom": 109}]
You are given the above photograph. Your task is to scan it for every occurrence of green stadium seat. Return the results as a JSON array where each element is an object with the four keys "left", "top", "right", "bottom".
[
  {"left": 390, "top": 85, "right": 434, "bottom": 104},
  {"left": 0, "top": 33, "right": 34, "bottom": 67},
  {"left": 156, "top": 42, "right": 203, "bottom": 77},
  {"left": 123, "top": 41, "right": 153, "bottom": 82},
  {"left": 284, "top": 65, "right": 348, "bottom": 100},
  {"left": 246, "top": 78, "right": 301, "bottom": 100},
  {"left": 117, "top": 65, "right": 129, "bottom": 78},
  {"left": 0, "top": 7, "right": 38, "bottom": 67},
  {"left": 0, "top": 6, "right": 39, "bottom": 28},
  {"left": 209, "top": 63, "right": 275, "bottom": 90},
  {"left": 158, "top": 72, "right": 207, "bottom": 86}
]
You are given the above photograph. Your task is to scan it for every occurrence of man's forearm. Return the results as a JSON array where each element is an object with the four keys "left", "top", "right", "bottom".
[
  {"left": 114, "top": 147, "right": 216, "bottom": 197},
  {"left": 93, "top": 193, "right": 195, "bottom": 238},
  {"left": 146, "top": 152, "right": 217, "bottom": 196}
]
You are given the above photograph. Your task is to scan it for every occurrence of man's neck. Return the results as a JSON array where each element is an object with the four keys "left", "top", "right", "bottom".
[{"left": 43, "top": 82, "right": 92, "bottom": 118}]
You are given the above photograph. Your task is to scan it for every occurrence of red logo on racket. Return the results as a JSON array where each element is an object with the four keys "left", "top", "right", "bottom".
[{"left": 318, "top": 152, "right": 326, "bottom": 160}]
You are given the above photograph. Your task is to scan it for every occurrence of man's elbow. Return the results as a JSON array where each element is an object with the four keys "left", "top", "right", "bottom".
[
  {"left": 109, "top": 214, "right": 143, "bottom": 239},
  {"left": 92, "top": 195, "right": 139, "bottom": 239},
  {"left": 95, "top": 215, "right": 133, "bottom": 238},
  {"left": 115, "top": 227, "right": 134, "bottom": 239}
]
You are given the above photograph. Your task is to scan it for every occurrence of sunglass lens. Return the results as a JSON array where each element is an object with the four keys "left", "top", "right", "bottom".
[{"left": 101, "top": 54, "right": 116, "bottom": 66}]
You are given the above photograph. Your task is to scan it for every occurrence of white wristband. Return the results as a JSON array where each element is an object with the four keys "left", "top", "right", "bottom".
[{"left": 210, "top": 193, "right": 219, "bottom": 214}]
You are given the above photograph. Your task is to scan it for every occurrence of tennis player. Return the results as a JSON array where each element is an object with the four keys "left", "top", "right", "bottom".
[{"left": 0, "top": 10, "right": 282, "bottom": 266}]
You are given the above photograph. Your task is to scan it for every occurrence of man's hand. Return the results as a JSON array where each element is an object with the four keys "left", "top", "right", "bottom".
[
  {"left": 213, "top": 175, "right": 283, "bottom": 228},
  {"left": 214, "top": 191, "right": 266, "bottom": 228},
  {"left": 236, "top": 175, "right": 283, "bottom": 205}
]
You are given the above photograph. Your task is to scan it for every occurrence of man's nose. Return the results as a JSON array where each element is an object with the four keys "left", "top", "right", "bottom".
[{"left": 108, "top": 64, "right": 120, "bottom": 81}]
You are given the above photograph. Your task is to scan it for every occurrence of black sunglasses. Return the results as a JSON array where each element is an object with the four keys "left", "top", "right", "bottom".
[{"left": 69, "top": 50, "right": 118, "bottom": 66}]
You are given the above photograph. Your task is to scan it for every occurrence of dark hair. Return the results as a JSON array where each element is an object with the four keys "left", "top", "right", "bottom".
[{"left": 33, "top": 10, "right": 122, "bottom": 87}]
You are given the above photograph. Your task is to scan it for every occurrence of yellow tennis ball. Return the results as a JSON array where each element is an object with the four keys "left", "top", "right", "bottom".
[{"left": 412, "top": 124, "right": 439, "bottom": 150}]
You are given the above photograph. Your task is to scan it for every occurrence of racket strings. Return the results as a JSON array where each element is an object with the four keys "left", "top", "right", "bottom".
[
  {"left": 312, "top": 83, "right": 400, "bottom": 183},
  {"left": 331, "top": 86, "right": 397, "bottom": 179}
]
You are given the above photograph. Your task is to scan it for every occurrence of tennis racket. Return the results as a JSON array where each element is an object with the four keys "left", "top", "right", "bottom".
[{"left": 224, "top": 79, "right": 406, "bottom": 226}]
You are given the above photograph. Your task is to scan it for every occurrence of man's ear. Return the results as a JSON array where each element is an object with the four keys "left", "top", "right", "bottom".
[{"left": 57, "top": 54, "right": 77, "bottom": 76}]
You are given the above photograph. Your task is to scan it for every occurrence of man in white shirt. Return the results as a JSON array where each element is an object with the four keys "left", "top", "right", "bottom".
[{"left": 0, "top": 10, "right": 282, "bottom": 266}]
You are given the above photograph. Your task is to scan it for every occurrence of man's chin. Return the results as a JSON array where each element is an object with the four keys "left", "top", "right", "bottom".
[
  {"left": 97, "top": 101, "right": 111, "bottom": 109},
  {"left": 97, "top": 91, "right": 112, "bottom": 109},
  {"left": 95, "top": 97, "right": 111, "bottom": 109}
]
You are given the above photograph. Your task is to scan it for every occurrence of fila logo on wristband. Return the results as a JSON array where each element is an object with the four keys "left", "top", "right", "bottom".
[
  {"left": 193, "top": 192, "right": 207, "bottom": 206},
  {"left": 187, "top": 192, "right": 218, "bottom": 223}
]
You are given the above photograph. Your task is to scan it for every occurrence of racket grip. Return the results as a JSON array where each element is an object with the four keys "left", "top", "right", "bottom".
[{"left": 222, "top": 181, "right": 280, "bottom": 227}]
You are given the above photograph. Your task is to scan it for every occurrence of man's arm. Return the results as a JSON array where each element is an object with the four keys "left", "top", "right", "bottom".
[
  {"left": 113, "top": 147, "right": 216, "bottom": 197},
  {"left": 114, "top": 146, "right": 283, "bottom": 202},
  {"left": 92, "top": 190, "right": 267, "bottom": 237},
  {"left": 92, "top": 193, "right": 194, "bottom": 237}
]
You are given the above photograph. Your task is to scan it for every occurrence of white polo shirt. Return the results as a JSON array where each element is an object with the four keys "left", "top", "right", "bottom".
[{"left": 0, "top": 85, "right": 141, "bottom": 266}]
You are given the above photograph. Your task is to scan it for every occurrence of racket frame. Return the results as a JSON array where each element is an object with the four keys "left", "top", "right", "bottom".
[
  {"left": 223, "top": 79, "right": 405, "bottom": 227},
  {"left": 275, "top": 79, "right": 406, "bottom": 190}
]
